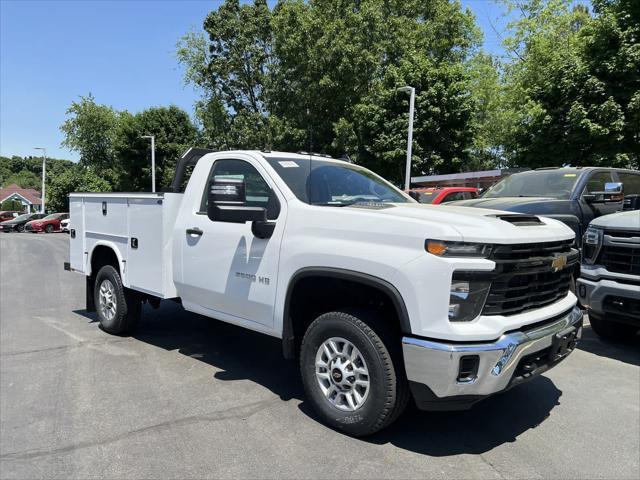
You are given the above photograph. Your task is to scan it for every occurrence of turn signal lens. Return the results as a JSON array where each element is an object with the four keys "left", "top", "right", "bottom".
[
  {"left": 425, "top": 240, "right": 492, "bottom": 258},
  {"left": 426, "top": 240, "right": 447, "bottom": 256}
]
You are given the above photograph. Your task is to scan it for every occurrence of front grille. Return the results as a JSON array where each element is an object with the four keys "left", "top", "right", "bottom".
[
  {"left": 597, "top": 230, "right": 640, "bottom": 275},
  {"left": 482, "top": 240, "right": 578, "bottom": 316}
]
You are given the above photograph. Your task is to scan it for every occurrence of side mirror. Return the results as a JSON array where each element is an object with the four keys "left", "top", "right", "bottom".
[
  {"left": 207, "top": 177, "right": 267, "bottom": 223},
  {"left": 604, "top": 182, "right": 623, "bottom": 194},
  {"left": 585, "top": 182, "right": 624, "bottom": 204}
]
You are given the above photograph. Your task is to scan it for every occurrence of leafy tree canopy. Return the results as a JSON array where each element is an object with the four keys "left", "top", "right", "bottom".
[
  {"left": 59, "top": 96, "right": 198, "bottom": 191},
  {"left": 47, "top": 165, "right": 112, "bottom": 212},
  {"left": 178, "top": 0, "right": 483, "bottom": 183},
  {"left": 499, "top": 0, "right": 639, "bottom": 169}
]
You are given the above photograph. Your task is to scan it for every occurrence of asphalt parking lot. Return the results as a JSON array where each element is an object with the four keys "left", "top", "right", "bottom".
[{"left": 1, "top": 233, "right": 639, "bottom": 479}]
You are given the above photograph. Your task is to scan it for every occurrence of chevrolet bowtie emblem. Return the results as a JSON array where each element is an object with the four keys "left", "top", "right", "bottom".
[{"left": 551, "top": 255, "right": 568, "bottom": 272}]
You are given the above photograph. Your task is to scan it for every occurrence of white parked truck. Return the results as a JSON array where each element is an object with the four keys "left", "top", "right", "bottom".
[{"left": 66, "top": 149, "right": 583, "bottom": 436}]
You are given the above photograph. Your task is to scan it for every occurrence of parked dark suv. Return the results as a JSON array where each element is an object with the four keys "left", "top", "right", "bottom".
[{"left": 449, "top": 167, "right": 640, "bottom": 245}]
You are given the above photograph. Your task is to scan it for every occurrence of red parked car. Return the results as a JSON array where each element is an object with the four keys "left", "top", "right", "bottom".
[
  {"left": 25, "top": 213, "right": 69, "bottom": 233},
  {"left": 407, "top": 187, "right": 478, "bottom": 204},
  {"left": 0, "top": 210, "right": 21, "bottom": 222}
]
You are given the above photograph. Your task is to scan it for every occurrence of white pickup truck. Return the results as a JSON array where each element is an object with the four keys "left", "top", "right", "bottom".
[{"left": 66, "top": 149, "right": 583, "bottom": 436}]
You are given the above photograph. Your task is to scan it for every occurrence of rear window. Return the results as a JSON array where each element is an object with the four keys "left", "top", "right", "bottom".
[
  {"left": 414, "top": 192, "right": 436, "bottom": 204},
  {"left": 619, "top": 172, "right": 640, "bottom": 195}
]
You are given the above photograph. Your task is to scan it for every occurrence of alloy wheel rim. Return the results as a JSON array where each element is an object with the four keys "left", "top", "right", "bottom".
[
  {"left": 98, "top": 279, "right": 117, "bottom": 321},
  {"left": 315, "top": 337, "right": 370, "bottom": 412}
]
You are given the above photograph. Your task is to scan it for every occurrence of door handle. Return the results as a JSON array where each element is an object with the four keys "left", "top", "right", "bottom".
[{"left": 186, "top": 227, "right": 203, "bottom": 236}]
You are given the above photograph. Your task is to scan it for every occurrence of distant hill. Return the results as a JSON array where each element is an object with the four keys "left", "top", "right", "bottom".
[{"left": 0, "top": 155, "right": 75, "bottom": 190}]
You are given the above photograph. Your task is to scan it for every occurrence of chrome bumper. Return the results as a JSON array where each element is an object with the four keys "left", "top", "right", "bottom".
[{"left": 402, "top": 306, "right": 583, "bottom": 409}]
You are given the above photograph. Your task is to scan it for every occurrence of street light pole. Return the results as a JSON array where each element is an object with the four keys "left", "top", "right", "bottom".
[
  {"left": 34, "top": 147, "right": 47, "bottom": 213},
  {"left": 141, "top": 135, "right": 156, "bottom": 192},
  {"left": 397, "top": 86, "right": 415, "bottom": 190}
]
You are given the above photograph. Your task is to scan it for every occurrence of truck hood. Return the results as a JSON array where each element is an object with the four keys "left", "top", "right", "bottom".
[
  {"left": 446, "top": 196, "right": 559, "bottom": 211},
  {"left": 590, "top": 210, "right": 640, "bottom": 230},
  {"left": 368, "top": 203, "right": 576, "bottom": 244}
]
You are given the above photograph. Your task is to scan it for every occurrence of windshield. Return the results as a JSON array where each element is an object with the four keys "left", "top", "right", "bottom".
[
  {"left": 483, "top": 170, "right": 581, "bottom": 199},
  {"left": 413, "top": 191, "right": 436, "bottom": 204},
  {"left": 266, "top": 157, "right": 410, "bottom": 206},
  {"left": 13, "top": 214, "right": 32, "bottom": 222},
  {"left": 44, "top": 214, "right": 62, "bottom": 220}
]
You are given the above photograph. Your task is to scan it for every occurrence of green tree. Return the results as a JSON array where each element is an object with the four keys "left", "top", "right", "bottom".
[
  {"left": 47, "top": 166, "right": 112, "bottom": 212},
  {"left": 467, "top": 52, "right": 505, "bottom": 169},
  {"left": 499, "top": 0, "right": 639, "bottom": 169},
  {"left": 178, "top": 0, "right": 482, "bottom": 183},
  {"left": 60, "top": 96, "right": 198, "bottom": 192},
  {"left": 2, "top": 169, "right": 41, "bottom": 190},
  {"left": 60, "top": 94, "right": 121, "bottom": 184},
  {"left": 114, "top": 106, "right": 198, "bottom": 191}
]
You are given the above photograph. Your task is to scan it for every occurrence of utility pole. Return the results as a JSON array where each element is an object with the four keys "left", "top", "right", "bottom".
[
  {"left": 34, "top": 147, "right": 46, "bottom": 213},
  {"left": 397, "top": 86, "right": 415, "bottom": 190},
  {"left": 141, "top": 135, "right": 156, "bottom": 192}
]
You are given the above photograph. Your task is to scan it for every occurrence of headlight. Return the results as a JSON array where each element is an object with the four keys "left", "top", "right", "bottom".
[
  {"left": 582, "top": 226, "right": 603, "bottom": 264},
  {"left": 448, "top": 275, "right": 491, "bottom": 322},
  {"left": 426, "top": 240, "right": 492, "bottom": 258}
]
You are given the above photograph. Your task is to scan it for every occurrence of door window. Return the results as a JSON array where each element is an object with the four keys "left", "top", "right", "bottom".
[
  {"left": 441, "top": 191, "right": 465, "bottom": 203},
  {"left": 199, "top": 159, "right": 280, "bottom": 219},
  {"left": 584, "top": 172, "right": 614, "bottom": 194},
  {"left": 618, "top": 172, "right": 640, "bottom": 195}
]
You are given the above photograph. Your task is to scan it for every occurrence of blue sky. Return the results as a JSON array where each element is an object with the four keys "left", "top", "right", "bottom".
[{"left": 0, "top": 1, "right": 546, "bottom": 161}]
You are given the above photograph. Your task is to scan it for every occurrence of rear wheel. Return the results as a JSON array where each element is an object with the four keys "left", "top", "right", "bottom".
[
  {"left": 44, "top": 224, "right": 54, "bottom": 233},
  {"left": 299, "top": 310, "right": 408, "bottom": 437},
  {"left": 589, "top": 312, "right": 638, "bottom": 342},
  {"left": 94, "top": 265, "right": 141, "bottom": 334}
]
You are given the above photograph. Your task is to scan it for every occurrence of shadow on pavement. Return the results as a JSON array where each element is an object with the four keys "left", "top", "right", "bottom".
[
  {"left": 359, "top": 376, "right": 560, "bottom": 455},
  {"left": 132, "top": 301, "right": 304, "bottom": 402},
  {"left": 119, "top": 301, "right": 565, "bottom": 455},
  {"left": 73, "top": 309, "right": 98, "bottom": 322},
  {"left": 578, "top": 323, "right": 640, "bottom": 367}
]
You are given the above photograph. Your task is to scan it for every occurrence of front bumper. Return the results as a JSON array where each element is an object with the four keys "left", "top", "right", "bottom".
[
  {"left": 577, "top": 276, "right": 640, "bottom": 324},
  {"left": 402, "top": 306, "right": 583, "bottom": 410}
]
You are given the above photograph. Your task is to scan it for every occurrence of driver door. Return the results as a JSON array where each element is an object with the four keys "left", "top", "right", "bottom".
[{"left": 177, "top": 158, "right": 286, "bottom": 329}]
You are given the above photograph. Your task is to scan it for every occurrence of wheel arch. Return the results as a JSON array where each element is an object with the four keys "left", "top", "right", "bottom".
[
  {"left": 281, "top": 267, "right": 411, "bottom": 359},
  {"left": 88, "top": 242, "right": 125, "bottom": 279}
]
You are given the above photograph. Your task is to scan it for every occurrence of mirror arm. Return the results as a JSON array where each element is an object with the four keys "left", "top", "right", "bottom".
[{"left": 252, "top": 220, "right": 276, "bottom": 239}]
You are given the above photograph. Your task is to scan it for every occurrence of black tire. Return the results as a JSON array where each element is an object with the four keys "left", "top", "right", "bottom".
[
  {"left": 589, "top": 312, "right": 638, "bottom": 342},
  {"left": 299, "top": 310, "right": 409, "bottom": 437},
  {"left": 94, "top": 265, "right": 141, "bottom": 335},
  {"left": 45, "top": 224, "right": 53, "bottom": 233},
  {"left": 16, "top": 224, "right": 24, "bottom": 233}
]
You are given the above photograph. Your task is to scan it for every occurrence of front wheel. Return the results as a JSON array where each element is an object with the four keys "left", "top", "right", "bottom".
[
  {"left": 94, "top": 265, "right": 141, "bottom": 334},
  {"left": 300, "top": 311, "right": 408, "bottom": 437},
  {"left": 16, "top": 224, "right": 24, "bottom": 233},
  {"left": 45, "top": 224, "right": 54, "bottom": 233}
]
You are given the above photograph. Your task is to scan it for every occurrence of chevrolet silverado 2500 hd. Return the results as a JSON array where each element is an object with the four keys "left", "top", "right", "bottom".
[
  {"left": 577, "top": 211, "right": 640, "bottom": 340},
  {"left": 66, "top": 149, "right": 583, "bottom": 436}
]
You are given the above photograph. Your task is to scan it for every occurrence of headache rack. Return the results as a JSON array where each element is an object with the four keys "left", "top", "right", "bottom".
[{"left": 482, "top": 239, "right": 578, "bottom": 316}]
